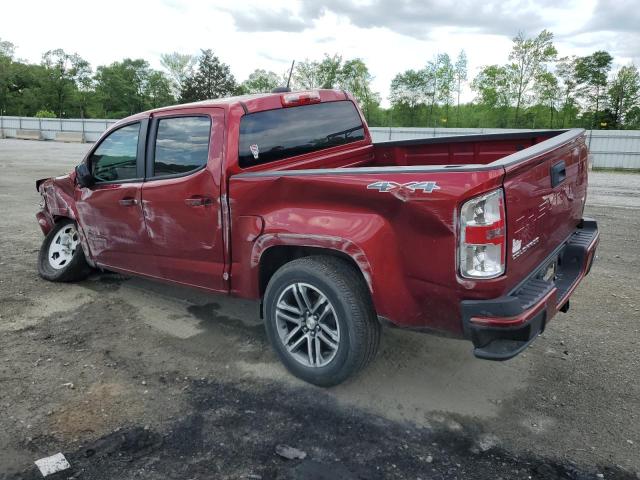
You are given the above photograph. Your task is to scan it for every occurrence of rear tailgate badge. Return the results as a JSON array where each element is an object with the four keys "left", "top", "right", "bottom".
[
  {"left": 367, "top": 181, "right": 440, "bottom": 193},
  {"left": 512, "top": 236, "right": 540, "bottom": 259},
  {"left": 512, "top": 239, "right": 522, "bottom": 255}
]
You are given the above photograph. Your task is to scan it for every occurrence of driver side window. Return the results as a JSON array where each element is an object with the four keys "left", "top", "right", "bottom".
[{"left": 90, "top": 123, "right": 140, "bottom": 182}]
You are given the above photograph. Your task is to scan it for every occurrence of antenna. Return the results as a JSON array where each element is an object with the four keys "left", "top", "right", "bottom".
[
  {"left": 272, "top": 60, "right": 296, "bottom": 93},
  {"left": 286, "top": 60, "right": 295, "bottom": 89}
]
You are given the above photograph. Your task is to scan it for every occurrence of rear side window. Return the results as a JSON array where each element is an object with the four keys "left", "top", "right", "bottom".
[
  {"left": 153, "top": 116, "right": 211, "bottom": 177},
  {"left": 238, "top": 101, "right": 365, "bottom": 167},
  {"left": 91, "top": 123, "right": 140, "bottom": 182}
]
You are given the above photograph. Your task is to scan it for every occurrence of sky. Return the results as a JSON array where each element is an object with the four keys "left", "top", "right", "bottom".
[{"left": 3, "top": 0, "right": 639, "bottom": 106}]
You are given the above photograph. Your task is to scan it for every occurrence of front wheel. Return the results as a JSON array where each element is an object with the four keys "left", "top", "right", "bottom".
[
  {"left": 264, "top": 256, "right": 380, "bottom": 387},
  {"left": 38, "top": 219, "right": 92, "bottom": 282}
]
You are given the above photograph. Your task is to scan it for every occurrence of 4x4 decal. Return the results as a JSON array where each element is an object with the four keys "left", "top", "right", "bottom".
[{"left": 366, "top": 181, "right": 440, "bottom": 193}]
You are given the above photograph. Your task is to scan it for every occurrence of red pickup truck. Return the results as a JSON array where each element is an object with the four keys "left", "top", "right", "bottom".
[{"left": 35, "top": 89, "right": 599, "bottom": 386}]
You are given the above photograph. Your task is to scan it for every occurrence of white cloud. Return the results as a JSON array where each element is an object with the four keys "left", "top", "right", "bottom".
[{"left": 2, "top": 0, "right": 637, "bottom": 107}]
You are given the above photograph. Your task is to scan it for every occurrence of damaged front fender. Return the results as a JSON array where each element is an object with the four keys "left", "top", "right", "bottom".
[{"left": 35, "top": 174, "right": 96, "bottom": 267}]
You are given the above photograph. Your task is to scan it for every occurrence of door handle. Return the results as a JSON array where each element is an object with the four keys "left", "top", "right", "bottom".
[
  {"left": 551, "top": 161, "right": 566, "bottom": 187},
  {"left": 119, "top": 197, "right": 138, "bottom": 206},
  {"left": 185, "top": 196, "right": 213, "bottom": 207}
]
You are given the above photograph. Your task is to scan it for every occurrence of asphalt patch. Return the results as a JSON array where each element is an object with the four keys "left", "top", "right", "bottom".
[{"left": 4, "top": 379, "right": 637, "bottom": 480}]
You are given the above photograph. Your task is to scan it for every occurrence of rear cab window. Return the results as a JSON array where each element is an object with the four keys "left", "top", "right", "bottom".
[{"left": 238, "top": 100, "right": 365, "bottom": 168}]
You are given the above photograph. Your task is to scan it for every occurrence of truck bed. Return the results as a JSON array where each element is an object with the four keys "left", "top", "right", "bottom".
[
  {"left": 242, "top": 130, "right": 572, "bottom": 173},
  {"left": 370, "top": 130, "right": 566, "bottom": 167}
]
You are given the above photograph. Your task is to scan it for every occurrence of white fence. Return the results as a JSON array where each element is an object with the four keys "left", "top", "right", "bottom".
[
  {"left": 0, "top": 116, "right": 118, "bottom": 143},
  {"left": 0, "top": 116, "right": 638, "bottom": 169}
]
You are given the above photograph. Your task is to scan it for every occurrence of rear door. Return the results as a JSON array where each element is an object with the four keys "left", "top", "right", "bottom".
[
  {"left": 75, "top": 120, "right": 157, "bottom": 274},
  {"left": 140, "top": 108, "right": 226, "bottom": 291},
  {"left": 502, "top": 130, "right": 589, "bottom": 284}
]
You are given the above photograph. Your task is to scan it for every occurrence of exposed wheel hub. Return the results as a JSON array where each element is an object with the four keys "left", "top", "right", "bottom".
[{"left": 304, "top": 311, "right": 318, "bottom": 330}]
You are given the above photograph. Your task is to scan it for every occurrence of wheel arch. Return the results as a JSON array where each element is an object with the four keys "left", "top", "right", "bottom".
[
  {"left": 259, "top": 245, "right": 370, "bottom": 295},
  {"left": 255, "top": 238, "right": 374, "bottom": 319}
]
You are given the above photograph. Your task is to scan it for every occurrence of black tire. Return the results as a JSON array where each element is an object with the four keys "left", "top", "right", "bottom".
[
  {"left": 38, "top": 219, "right": 92, "bottom": 282},
  {"left": 264, "top": 256, "right": 381, "bottom": 387}
]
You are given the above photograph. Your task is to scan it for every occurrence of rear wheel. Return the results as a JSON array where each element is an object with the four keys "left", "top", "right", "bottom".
[
  {"left": 38, "top": 219, "right": 92, "bottom": 282},
  {"left": 264, "top": 256, "right": 380, "bottom": 387}
]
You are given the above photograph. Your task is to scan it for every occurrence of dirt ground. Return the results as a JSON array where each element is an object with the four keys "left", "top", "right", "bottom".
[{"left": 0, "top": 139, "right": 638, "bottom": 479}]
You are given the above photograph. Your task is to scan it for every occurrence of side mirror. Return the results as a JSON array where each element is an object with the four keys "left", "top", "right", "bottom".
[{"left": 75, "top": 163, "right": 94, "bottom": 188}]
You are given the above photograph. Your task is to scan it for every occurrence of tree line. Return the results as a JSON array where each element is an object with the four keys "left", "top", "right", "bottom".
[{"left": 0, "top": 30, "right": 638, "bottom": 129}]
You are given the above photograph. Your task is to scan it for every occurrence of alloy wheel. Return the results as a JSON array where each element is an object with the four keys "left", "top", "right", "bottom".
[{"left": 275, "top": 282, "right": 341, "bottom": 368}]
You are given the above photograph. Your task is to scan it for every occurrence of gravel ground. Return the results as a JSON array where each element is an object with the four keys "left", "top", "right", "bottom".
[{"left": 0, "top": 139, "right": 638, "bottom": 479}]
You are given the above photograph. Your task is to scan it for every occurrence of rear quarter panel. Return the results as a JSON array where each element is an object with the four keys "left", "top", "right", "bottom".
[{"left": 228, "top": 168, "right": 504, "bottom": 335}]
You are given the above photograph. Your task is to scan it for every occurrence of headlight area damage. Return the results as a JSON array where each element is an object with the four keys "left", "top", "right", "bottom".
[{"left": 35, "top": 174, "right": 96, "bottom": 269}]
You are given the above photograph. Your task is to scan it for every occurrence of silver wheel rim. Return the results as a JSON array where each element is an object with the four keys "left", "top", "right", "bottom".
[
  {"left": 48, "top": 224, "right": 80, "bottom": 270},
  {"left": 275, "top": 282, "right": 341, "bottom": 368}
]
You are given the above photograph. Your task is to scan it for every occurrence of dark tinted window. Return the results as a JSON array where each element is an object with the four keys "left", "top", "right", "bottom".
[
  {"left": 153, "top": 116, "right": 211, "bottom": 176},
  {"left": 238, "top": 101, "right": 365, "bottom": 167},
  {"left": 91, "top": 123, "right": 140, "bottom": 182}
]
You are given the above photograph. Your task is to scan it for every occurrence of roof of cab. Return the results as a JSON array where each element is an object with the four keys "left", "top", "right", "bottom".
[{"left": 115, "top": 89, "right": 352, "bottom": 126}]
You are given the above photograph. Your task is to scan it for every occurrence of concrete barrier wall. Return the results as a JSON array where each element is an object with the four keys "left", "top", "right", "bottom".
[
  {"left": 15, "top": 129, "right": 43, "bottom": 140},
  {"left": 0, "top": 116, "right": 638, "bottom": 169},
  {"left": 56, "top": 131, "right": 85, "bottom": 143}
]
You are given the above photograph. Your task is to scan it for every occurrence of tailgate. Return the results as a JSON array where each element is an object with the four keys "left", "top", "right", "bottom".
[{"left": 502, "top": 129, "right": 589, "bottom": 286}]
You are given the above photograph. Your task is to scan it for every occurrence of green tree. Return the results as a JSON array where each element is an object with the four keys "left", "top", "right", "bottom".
[
  {"left": 41, "top": 49, "right": 91, "bottom": 117},
  {"left": 35, "top": 109, "right": 56, "bottom": 118},
  {"left": 338, "top": 59, "right": 380, "bottom": 118},
  {"left": 94, "top": 59, "right": 151, "bottom": 117},
  {"left": 435, "top": 53, "right": 455, "bottom": 126},
  {"left": 625, "top": 105, "right": 640, "bottom": 129},
  {"left": 508, "top": 30, "right": 557, "bottom": 125},
  {"left": 607, "top": 64, "right": 639, "bottom": 128},
  {"left": 0, "top": 38, "right": 15, "bottom": 58},
  {"left": 575, "top": 51, "right": 613, "bottom": 129},
  {"left": 292, "top": 59, "right": 320, "bottom": 89},
  {"left": 472, "top": 65, "right": 513, "bottom": 127},
  {"left": 146, "top": 70, "right": 175, "bottom": 109},
  {"left": 288, "top": 55, "right": 381, "bottom": 119},
  {"left": 317, "top": 54, "right": 342, "bottom": 88},
  {"left": 472, "top": 65, "right": 512, "bottom": 108},
  {"left": 556, "top": 56, "right": 580, "bottom": 127},
  {"left": 240, "top": 69, "right": 281, "bottom": 94},
  {"left": 292, "top": 54, "right": 343, "bottom": 90},
  {"left": 4, "top": 60, "right": 47, "bottom": 116},
  {"left": 0, "top": 38, "right": 16, "bottom": 114},
  {"left": 534, "top": 71, "right": 561, "bottom": 127},
  {"left": 423, "top": 57, "right": 439, "bottom": 126},
  {"left": 160, "top": 52, "right": 196, "bottom": 96},
  {"left": 454, "top": 50, "right": 468, "bottom": 126},
  {"left": 389, "top": 69, "right": 429, "bottom": 125},
  {"left": 180, "top": 49, "right": 236, "bottom": 103}
]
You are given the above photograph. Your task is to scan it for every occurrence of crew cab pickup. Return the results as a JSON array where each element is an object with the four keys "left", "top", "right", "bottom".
[{"left": 35, "top": 89, "right": 599, "bottom": 386}]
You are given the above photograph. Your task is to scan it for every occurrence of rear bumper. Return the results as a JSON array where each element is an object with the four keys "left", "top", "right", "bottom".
[{"left": 461, "top": 218, "right": 599, "bottom": 361}]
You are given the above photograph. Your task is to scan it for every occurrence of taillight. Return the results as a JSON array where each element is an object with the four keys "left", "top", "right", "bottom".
[
  {"left": 281, "top": 90, "right": 321, "bottom": 107},
  {"left": 459, "top": 188, "right": 506, "bottom": 279}
]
